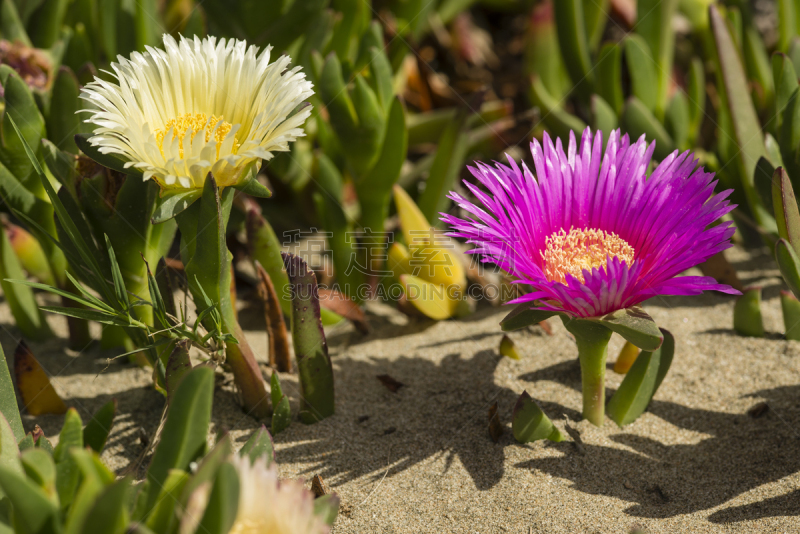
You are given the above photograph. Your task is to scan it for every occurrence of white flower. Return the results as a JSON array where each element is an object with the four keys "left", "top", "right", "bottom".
[
  {"left": 80, "top": 34, "right": 313, "bottom": 190},
  {"left": 230, "top": 455, "right": 330, "bottom": 534}
]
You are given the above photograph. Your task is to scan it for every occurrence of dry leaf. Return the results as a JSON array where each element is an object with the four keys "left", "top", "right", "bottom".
[
  {"left": 14, "top": 340, "right": 67, "bottom": 416},
  {"left": 319, "top": 288, "right": 369, "bottom": 334},
  {"left": 311, "top": 474, "right": 329, "bottom": 497},
  {"left": 255, "top": 262, "right": 292, "bottom": 372},
  {"left": 376, "top": 374, "right": 404, "bottom": 393}
]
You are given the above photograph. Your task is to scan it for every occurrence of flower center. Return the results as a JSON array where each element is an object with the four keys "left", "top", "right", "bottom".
[
  {"left": 542, "top": 227, "right": 634, "bottom": 284},
  {"left": 154, "top": 112, "right": 238, "bottom": 158}
]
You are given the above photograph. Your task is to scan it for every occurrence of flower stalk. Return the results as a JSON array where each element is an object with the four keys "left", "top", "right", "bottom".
[
  {"left": 563, "top": 318, "right": 612, "bottom": 426},
  {"left": 176, "top": 175, "right": 270, "bottom": 419}
]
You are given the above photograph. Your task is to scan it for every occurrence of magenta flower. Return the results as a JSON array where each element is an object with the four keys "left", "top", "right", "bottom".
[{"left": 442, "top": 128, "right": 740, "bottom": 319}]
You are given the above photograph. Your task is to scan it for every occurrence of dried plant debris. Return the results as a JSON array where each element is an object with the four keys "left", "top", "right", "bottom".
[
  {"left": 319, "top": 288, "right": 370, "bottom": 334},
  {"left": 488, "top": 401, "right": 504, "bottom": 443},
  {"left": 311, "top": 474, "right": 329, "bottom": 497},
  {"left": 256, "top": 261, "right": 292, "bottom": 372},
  {"left": 376, "top": 374, "right": 404, "bottom": 393},
  {"left": 747, "top": 401, "right": 770, "bottom": 418}
]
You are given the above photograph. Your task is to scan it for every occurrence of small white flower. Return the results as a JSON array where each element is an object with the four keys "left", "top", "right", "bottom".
[
  {"left": 230, "top": 455, "right": 330, "bottom": 534},
  {"left": 80, "top": 34, "right": 313, "bottom": 190}
]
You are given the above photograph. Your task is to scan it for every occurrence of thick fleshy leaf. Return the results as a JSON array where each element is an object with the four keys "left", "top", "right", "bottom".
[
  {"left": 282, "top": 252, "right": 335, "bottom": 423},
  {"left": 0, "top": 69, "right": 45, "bottom": 192},
  {"left": 231, "top": 170, "right": 272, "bottom": 198},
  {"left": 778, "top": 0, "right": 798, "bottom": 52},
  {"left": 743, "top": 25, "right": 774, "bottom": 110},
  {"left": 0, "top": 344, "right": 22, "bottom": 442},
  {"left": 594, "top": 306, "right": 663, "bottom": 351},
  {"left": 552, "top": 0, "right": 594, "bottom": 98},
  {"left": 591, "top": 94, "right": 618, "bottom": 136},
  {"left": 733, "top": 287, "right": 765, "bottom": 337},
  {"left": 357, "top": 97, "right": 408, "bottom": 234},
  {"left": 710, "top": 5, "right": 773, "bottom": 228},
  {"left": 500, "top": 302, "right": 560, "bottom": 331},
  {"left": 512, "top": 391, "right": 563, "bottom": 443},
  {"left": 270, "top": 373, "right": 291, "bottom": 435},
  {"left": 607, "top": 329, "right": 675, "bottom": 427},
  {"left": 595, "top": 42, "right": 623, "bottom": 114},
  {"left": 781, "top": 290, "right": 800, "bottom": 341},
  {"left": 177, "top": 435, "right": 233, "bottom": 514},
  {"left": 0, "top": 465, "right": 59, "bottom": 532},
  {"left": 529, "top": 75, "right": 587, "bottom": 140},
  {"left": 625, "top": 35, "right": 658, "bottom": 113},
  {"left": 0, "top": 221, "right": 51, "bottom": 339},
  {"left": 48, "top": 67, "right": 86, "bottom": 154},
  {"left": 196, "top": 462, "right": 239, "bottom": 534},
  {"left": 619, "top": 97, "right": 676, "bottom": 161},
  {"left": 416, "top": 109, "right": 468, "bottom": 222},
  {"left": 776, "top": 238, "right": 800, "bottom": 299},
  {"left": 83, "top": 399, "right": 117, "bottom": 454},
  {"left": 145, "top": 469, "right": 189, "bottom": 533},
  {"left": 165, "top": 340, "right": 192, "bottom": 402},
  {"left": 635, "top": 0, "right": 677, "bottom": 118},
  {"left": 247, "top": 207, "right": 292, "bottom": 319},
  {"left": 314, "top": 493, "right": 340, "bottom": 526},
  {"left": 239, "top": 426, "right": 274, "bottom": 466},
  {"left": 665, "top": 91, "right": 689, "bottom": 150},
  {"left": 145, "top": 366, "right": 214, "bottom": 513},
  {"left": 687, "top": 58, "right": 705, "bottom": 145},
  {"left": 20, "top": 448, "right": 55, "bottom": 495},
  {"left": 80, "top": 477, "right": 132, "bottom": 534},
  {"left": 0, "top": 413, "right": 22, "bottom": 491},
  {"left": 773, "top": 167, "right": 800, "bottom": 253},
  {"left": 152, "top": 190, "right": 202, "bottom": 224},
  {"left": 54, "top": 407, "right": 83, "bottom": 509},
  {"left": 754, "top": 157, "right": 776, "bottom": 215},
  {"left": 772, "top": 53, "right": 798, "bottom": 143}
]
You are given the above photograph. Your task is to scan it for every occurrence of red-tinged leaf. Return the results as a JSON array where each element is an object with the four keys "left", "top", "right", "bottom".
[
  {"left": 255, "top": 262, "right": 292, "bottom": 372},
  {"left": 319, "top": 288, "right": 369, "bottom": 334}
]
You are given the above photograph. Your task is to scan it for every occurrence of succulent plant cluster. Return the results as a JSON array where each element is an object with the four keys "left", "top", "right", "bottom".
[
  {"left": 0, "top": 0, "right": 797, "bottom": 530},
  {"left": 0, "top": 346, "right": 337, "bottom": 534}
]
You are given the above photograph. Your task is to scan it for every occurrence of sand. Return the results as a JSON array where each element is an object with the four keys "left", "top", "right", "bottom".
[{"left": 3, "top": 244, "right": 799, "bottom": 533}]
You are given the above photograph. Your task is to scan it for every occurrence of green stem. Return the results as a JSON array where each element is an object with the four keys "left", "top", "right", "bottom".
[
  {"left": 176, "top": 184, "right": 270, "bottom": 419},
  {"left": 563, "top": 318, "right": 613, "bottom": 426}
]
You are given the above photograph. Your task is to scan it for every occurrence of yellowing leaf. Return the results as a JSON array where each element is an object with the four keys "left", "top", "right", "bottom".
[
  {"left": 499, "top": 334, "right": 521, "bottom": 360},
  {"left": 14, "top": 341, "right": 67, "bottom": 416},
  {"left": 392, "top": 185, "right": 466, "bottom": 290},
  {"left": 613, "top": 341, "right": 640, "bottom": 374},
  {"left": 388, "top": 242, "right": 413, "bottom": 277},
  {"left": 399, "top": 274, "right": 459, "bottom": 320}
]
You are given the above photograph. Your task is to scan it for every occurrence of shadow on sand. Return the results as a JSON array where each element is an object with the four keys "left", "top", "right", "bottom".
[{"left": 517, "top": 359, "right": 800, "bottom": 522}]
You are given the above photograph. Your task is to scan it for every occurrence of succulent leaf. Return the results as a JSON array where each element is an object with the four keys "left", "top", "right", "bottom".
[
  {"left": 733, "top": 287, "right": 766, "bottom": 337},
  {"left": 607, "top": 329, "right": 675, "bottom": 427},
  {"left": 512, "top": 391, "right": 563, "bottom": 443}
]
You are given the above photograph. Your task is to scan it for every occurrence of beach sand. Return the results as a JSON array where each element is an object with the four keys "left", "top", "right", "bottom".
[{"left": 4, "top": 244, "right": 799, "bottom": 533}]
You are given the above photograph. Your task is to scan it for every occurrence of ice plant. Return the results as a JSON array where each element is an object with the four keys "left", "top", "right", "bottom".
[
  {"left": 443, "top": 128, "right": 739, "bottom": 426},
  {"left": 73, "top": 34, "right": 315, "bottom": 419},
  {"left": 230, "top": 455, "right": 331, "bottom": 534},
  {"left": 79, "top": 34, "right": 313, "bottom": 191}
]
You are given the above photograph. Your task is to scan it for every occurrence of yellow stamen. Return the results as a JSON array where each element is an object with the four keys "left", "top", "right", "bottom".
[
  {"left": 542, "top": 227, "right": 634, "bottom": 284},
  {"left": 154, "top": 112, "right": 238, "bottom": 158}
]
